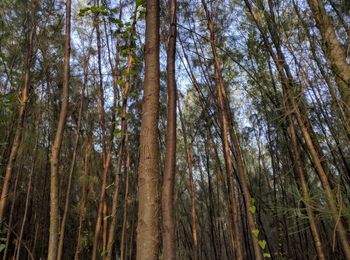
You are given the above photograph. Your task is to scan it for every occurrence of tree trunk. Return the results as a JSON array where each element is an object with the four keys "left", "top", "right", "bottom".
[
  {"left": 57, "top": 52, "right": 87, "bottom": 260},
  {"left": 201, "top": 1, "right": 262, "bottom": 258},
  {"left": 15, "top": 110, "right": 41, "bottom": 260},
  {"left": 287, "top": 108, "right": 326, "bottom": 260},
  {"left": 161, "top": 0, "right": 177, "bottom": 258},
  {"left": 0, "top": 2, "right": 36, "bottom": 224},
  {"left": 307, "top": 0, "right": 350, "bottom": 127},
  {"left": 178, "top": 100, "right": 198, "bottom": 260},
  {"left": 48, "top": 0, "right": 71, "bottom": 258},
  {"left": 136, "top": 0, "right": 161, "bottom": 258}
]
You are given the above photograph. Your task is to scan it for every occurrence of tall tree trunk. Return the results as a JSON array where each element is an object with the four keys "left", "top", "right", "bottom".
[
  {"left": 120, "top": 147, "right": 131, "bottom": 260},
  {"left": 136, "top": 0, "right": 161, "bottom": 258},
  {"left": 15, "top": 109, "right": 41, "bottom": 260},
  {"left": 48, "top": 0, "right": 71, "bottom": 258},
  {"left": 74, "top": 141, "right": 91, "bottom": 260},
  {"left": 161, "top": 0, "right": 177, "bottom": 258},
  {"left": 0, "top": 1, "right": 36, "bottom": 224},
  {"left": 2, "top": 173, "right": 19, "bottom": 260},
  {"left": 307, "top": 0, "right": 350, "bottom": 127},
  {"left": 57, "top": 52, "right": 88, "bottom": 260},
  {"left": 91, "top": 0, "right": 116, "bottom": 256},
  {"left": 245, "top": 1, "right": 350, "bottom": 257},
  {"left": 105, "top": 13, "right": 137, "bottom": 255},
  {"left": 178, "top": 100, "right": 198, "bottom": 260},
  {"left": 201, "top": 1, "right": 263, "bottom": 258},
  {"left": 286, "top": 107, "right": 326, "bottom": 260}
]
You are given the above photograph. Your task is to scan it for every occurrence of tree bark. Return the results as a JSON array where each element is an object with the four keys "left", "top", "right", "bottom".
[
  {"left": 178, "top": 100, "right": 198, "bottom": 260},
  {"left": 57, "top": 51, "right": 88, "bottom": 260},
  {"left": 201, "top": 1, "right": 262, "bottom": 258},
  {"left": 136, "top": 0, "right": 161, "bottom": 258},
  {"left": 161, "top": 0, "right": 177, "bottom": 258},
  {"left": 307, "top": 0, "right": 350, "bottom": 128},
  {"left": 0, "top": 1, "right": 36, "bottom": 224},
  {"left": 47, "top": 0, "right": 71, "bottom": 258}
]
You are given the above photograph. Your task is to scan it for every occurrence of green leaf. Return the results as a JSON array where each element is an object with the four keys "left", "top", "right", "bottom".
[
  {"left": 111, "top": 18, "right": 123, "bottom": 27},
  {"left": 249, "top": 205, "right": 256, "bottom": 214},
  {"left": 130, "top": 92, "right": 138, "bottom": 98},
  {"left": 78, "top": 7, "right": 91, "bottom": 17},
  {"left": 136, "top": 0, "right": 144, "bottom": 7},
  {"left": 101, "top": 250, "right": 108, "bottom": 257},
  {"left": 125, "top": 113, "right": 132, "bottom": 119},
  {"left": 258, "top": 240, "right": 267, "bottom": 249},
  {"left": 263, "top": 253, "right": 271, "bottom": 258},
  {"left": 251, "top": 228, "right": 259, "bottom": 237},
  {"left": 0, "top": 244, "right": 5, "bottom": 253},
  {"left": 113, "top": 129, "right": 122, "bottom": 135}
]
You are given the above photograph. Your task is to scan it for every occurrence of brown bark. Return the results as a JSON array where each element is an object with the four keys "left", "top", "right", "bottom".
[
  {"left": 307, "top": 0, "right": 350, "bottom": 127},
  {"left": 91, "top": 0, "right": 117, "bottom": 256},
  {"left": 293, "top": 104, "right": 350, "bottom": 258},
  {"left": 201, "top": 1, "right": 262, "bottom": 259},
  {"left": 74, "top": 141, "right": 91, "bottom": 260},
  {"left": 92, "top": 153, "right": 112, "bottom": 260},
  {"left": 48, "top": 0, "right": 71, "bottom": 258},
  {"left": 0, "top": 2, "right": 36, "bottom": 224},
  {"left": 161, "top": 0, "right": 177, "bottom": 258},
  {"left": 136, "top": 0, "right": 161, "bottom": 258},
  {"left": 15, "top": 110, "right": 41, "bottom": 260},
  {"left": 2, "top": 173, "right": 19, "bottom": 260},
  {"left": 245, "top": 1, "right": 350, "bottom": 256},
  {"left": 106, "top": 14, "right": 137, "bottom": 256},
  {"left": 178, "top": 100, "right": 198, "bottom": 260},
  {"left": 287, "top": 109, "right": 326, "bottom": 260},
  {"left": 120, "top": 148, "right": 130, "bottom": 260},
  {"left": 57, "top": 52, "right": 88, "bottom": 260}
]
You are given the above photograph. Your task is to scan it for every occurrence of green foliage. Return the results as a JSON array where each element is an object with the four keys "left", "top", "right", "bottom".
[
  {"left": 248, "top": 205, "right": 256, "bottom": 214},
  {"left": 136, "top": 0, "right": 144, "bottom": 8},
  {"left": 78, "top": 5, "right": 108, "bottom": 17},
  {"left": 0, "top": 229, "right": 7, "bottom": 253},
  {"left": 258, "top": 239, "right": 267, "bottom": 249},
  {"left": 252, "top": 228, "right": 259, "bottom": 237},
  {"left": 0, "top": 92, "right": 17, "bottom": 124},
  {"left": 249, "top": 198, "right": 271, "bottom": 257},
  {"left": 263, "top": 252, "right": 271, "bottom": 258}
]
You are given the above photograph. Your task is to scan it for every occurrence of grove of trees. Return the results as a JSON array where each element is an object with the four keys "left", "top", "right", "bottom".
[{"left": 0, "top": 0, "right": 349, "bottom": 259}]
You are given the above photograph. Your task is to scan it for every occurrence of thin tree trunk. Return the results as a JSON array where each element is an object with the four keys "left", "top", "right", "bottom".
[
  {"left": 91, "top": 0, "right": 116, "bottom": 255},
  {"left": 74, "top": 141, "right": 91, "bottom": 260},
  {"left": 2, "top": 173, "right": 19, "bottom": 260},
  {"left": 15, "top": 110, "right": 41, "bottom": 260},
  {"left": 307, "top": 0, "right": 350, "bottom": 126},
  {"left": 105, "top": 16, "right": 137, "bottom": 256},
  {"left": 293, "top": 103, "right": 350, "bottom": 258},
  {"left": 47, "top": 0, "right": 71, "bottom": 258},
  {"left": 287, "top": 111, "right": 326, "bottom": 260},
  {"left": 57, "top": 52, "right": 88, "bottom": 260},
  {"left": 0, "top": 2, "right": 36, "bottom": 224},
  {"left": 201, "top": 1, "right": 262, "bottom": 258},
  {"left": 178, "top": 100, "right": 198, "bottom": 260},
  {"left": 161, "top": 0, "right": 177, "bottom": 258},
  {"left": 120, "top": 148, "right": 130, "bottom": 260},
  {"left": 136, "top": 0, "right": 161, "bottom": 258}
]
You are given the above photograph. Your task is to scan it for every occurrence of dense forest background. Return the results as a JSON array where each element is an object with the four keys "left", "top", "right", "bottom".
[{"left": 0, "top": 0, "right": 350, "bottom": 259}]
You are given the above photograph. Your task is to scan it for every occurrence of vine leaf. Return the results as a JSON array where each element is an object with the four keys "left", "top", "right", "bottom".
[
  {"left": 252, "top": 228, "right": 259, "bottom": 237},
  {"left": 258, "top": 240, "right": 267, "bottom": 249},
  {"left": 263, "top": 252, "right": 271, "bottom": 258},
  {"left": 249, "top": 205, "right": 256, "bottom": 214}
]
